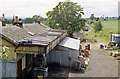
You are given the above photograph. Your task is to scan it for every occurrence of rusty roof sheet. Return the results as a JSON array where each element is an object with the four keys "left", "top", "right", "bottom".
[
  {"left": 21, "top": 35, "right": 58, "bottom": 46},
  {"left": 19, "top": 30, "right": 66, "bottom": 46},
  {"left": 18, "top": 29, "right": 67, "bottom": 46}
]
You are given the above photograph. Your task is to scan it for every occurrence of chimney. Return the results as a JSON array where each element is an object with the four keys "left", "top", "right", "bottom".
[
  {"left": 12, "top": 15, "right": 15, "bottom": 25},
  {"left": 37, "top": 16, "right": 40, "bottom": 24},
  {"left": 13, "top": 16, "right": 18, "bottom": 25},
  {"left": 2, "top": 14, "right": 6, "bottom": 26},
  {"left": 18, "top": 18, "right": 23, "bottom": 28}
]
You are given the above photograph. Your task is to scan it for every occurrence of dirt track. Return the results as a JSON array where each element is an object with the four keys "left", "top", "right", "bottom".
[{"left": 69, "top": 43, "right": 118, "bottom": 77}]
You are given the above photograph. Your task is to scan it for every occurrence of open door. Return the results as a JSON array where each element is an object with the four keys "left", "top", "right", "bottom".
[{"left": 17, "top": 59, "right": 22, "bottom": 79}]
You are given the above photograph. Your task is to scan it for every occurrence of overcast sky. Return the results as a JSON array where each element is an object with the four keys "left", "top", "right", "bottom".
[{"left": 0, "top": 0, "right": 119, "bottom": 18}]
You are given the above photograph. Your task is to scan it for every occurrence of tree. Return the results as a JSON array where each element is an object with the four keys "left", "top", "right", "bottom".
[
  {"left": 6, "top": 19, "right": 12, "bottom": 24},
  {"left": 118, "top": 16, "right": 120, "bottom": 20},
  {"left": 90, "top": 14, "right": 95, "bottom": 20},
  {"left": 23, "top": 16, "right": 47, "bottom": 24},
  {"left": 46, "top": 0, "right": 85, "bottom": 37},
  {"left": 23, "top": 17, "right": 34, "bottom": 24},
  {"left": 94, "top": 20, "right": 103, "bottom": 33}
]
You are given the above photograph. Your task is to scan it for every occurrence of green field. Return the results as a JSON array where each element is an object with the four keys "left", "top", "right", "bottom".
[
  {"left": 102, "top": 20, "right": 118, "bottom": 34},
  {"left": 100, "top": 20, "right": 118, "bottom": 42},
  {"left": 82, "top": 20, "right": 118, "bottom": 43}
]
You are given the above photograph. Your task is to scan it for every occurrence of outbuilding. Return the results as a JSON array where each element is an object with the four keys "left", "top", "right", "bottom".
[
  {"left": 73, "top": 32, "right": 83, "bottom": 40},
  {"left": 47, "top": 37, "right": 80, "bottom": 68},
  {"left": 111, "top": 34, "right": 120, "bottom": 44}
]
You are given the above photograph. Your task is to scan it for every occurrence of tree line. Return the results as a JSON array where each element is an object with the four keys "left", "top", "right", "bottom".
[{"left": 0, "top": 16, "right": 47, "bottom": 24}]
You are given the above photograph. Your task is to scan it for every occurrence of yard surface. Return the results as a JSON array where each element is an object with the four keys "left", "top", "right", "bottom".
[
  {"left": 48, "top": 20, "right": 119, "bottom": 78},
  {"left": 69, "top": 43, "right": 118, "bottom": 77},
  {"left": 69, "top": 20, "right": 119, "bottom": 77},
  {"left": 48, "top": 42, "right": 119, "bottom": 78}
]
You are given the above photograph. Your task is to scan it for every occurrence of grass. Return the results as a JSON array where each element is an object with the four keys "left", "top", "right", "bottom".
[
  {"left": 100, "top": 20, "right": 118, "bottom": 42},
  {"left": 102, "top": 20, "right": 118, "bottom": 34},
  {"left": 81, "top": 20, "right": 118, "bottom": 43}
]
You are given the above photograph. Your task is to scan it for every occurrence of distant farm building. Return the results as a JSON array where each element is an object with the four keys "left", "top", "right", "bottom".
[
  {"left": 73, "top": 32, "right": 83, "bottom": 40},
  {"left": 83, "top": 26, "right": 89, "bottom": 31},
  {"left": 111, "top": 34, "right": 120, "bottom": 44}
]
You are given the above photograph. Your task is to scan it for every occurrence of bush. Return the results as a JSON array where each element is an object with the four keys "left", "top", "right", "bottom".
[
  {"left": 94, "top": 20, "right": 103, "bottom": 33},
  {"left": 95, "top": 35, "right": 97, "bottom": 37},
  {"left": 94, "top": 39, "right": 97, "bottom": 42},
  {"left": 0, "top": 46, "right": 9, "bottom": 59}
]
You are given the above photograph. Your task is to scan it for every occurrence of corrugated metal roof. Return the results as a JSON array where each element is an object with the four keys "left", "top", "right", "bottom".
[
  {"left": 59, "top": 37, "right": 80, "bottom": 50},
  {"left": 19, "top": 30, "right": 66, "bottom": 46}
]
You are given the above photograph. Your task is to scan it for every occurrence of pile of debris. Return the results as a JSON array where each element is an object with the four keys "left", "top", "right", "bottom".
[
  {"left": 109, "top": 51, "right": 120, "bottom": 60},
  {"left": 100, "top": 42, "right": 119, "bottom": 50},
  {"left": 75, "top": 44, "right": 91, "bottom": 71}
]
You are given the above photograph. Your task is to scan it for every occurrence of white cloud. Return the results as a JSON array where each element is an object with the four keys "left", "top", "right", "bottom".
[{"left": 0, "top": 0, "right": 119, "bottom": 18}]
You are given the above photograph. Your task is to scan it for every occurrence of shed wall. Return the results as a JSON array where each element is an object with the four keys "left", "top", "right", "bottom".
[
  {"left": 0, "top": 60, "right": 16, "bottom": 78},
  {"left": 115, "top": 37, "right": 120, "bottom": 43},
  {"left": 47, "top": 47, "right": 79, "bottom": 68}
]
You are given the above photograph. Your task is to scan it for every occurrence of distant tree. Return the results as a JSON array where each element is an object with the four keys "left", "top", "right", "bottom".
[
  {"left": 94, "top": 20, "right": 103, "bottom": 32},
  {"left": 0, "top": 18, "right": 2, "bottom": 21},
  {"left": 23, "top": 17, "right": 34, "bottom": 24},
  {"left": 24, "top": 16, "right": 47, "bottom": 24},
  {"left": 96, "top": 17, "right": 100, "bottom": 21},
  {"left": 90, "top": 14, "right": 95, "bottom": 20},
  {"left": 40, "top": 17, "right": 47, "bottom": 22},
  {"left": 118, "top": 16, "right": 120, "bottom": 20},
  {"left": 6, "top": 19, "right": 12, "bottom": 24},
  {"left": 46, "top": 0, "right": 85, "bottom": 37}
]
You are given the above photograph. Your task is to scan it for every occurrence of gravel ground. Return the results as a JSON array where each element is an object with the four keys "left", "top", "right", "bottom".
[{"left": 69, "top": 44, "right": 118, "bottom": 77}]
